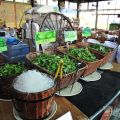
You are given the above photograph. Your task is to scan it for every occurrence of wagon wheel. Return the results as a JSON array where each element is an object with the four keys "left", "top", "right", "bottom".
[{"left": 39, "top": 12, "right": 74, "bottom": 46}]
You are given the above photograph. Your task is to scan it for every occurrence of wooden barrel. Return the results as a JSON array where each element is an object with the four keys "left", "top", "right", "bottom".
[{"left": 12, "top": 82, "right": 56, "bottom": 120}]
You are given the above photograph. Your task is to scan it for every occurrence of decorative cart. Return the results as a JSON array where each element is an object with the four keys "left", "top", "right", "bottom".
[{"left": 21, "top": 6, "right": 87, "bottom": 90}]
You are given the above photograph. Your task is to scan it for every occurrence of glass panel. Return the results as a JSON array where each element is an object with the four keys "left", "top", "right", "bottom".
[
  {"left": 116, "top": 0, "right": 120, "bottom": 9},
  {"left": 61, "top": 9, "right": 77, "bottom": 19},
  {"left": 104, "top": 0, "right": 116, "bottom": 9},
  {"left": 79, "top": 3, "right": 88, "bottom": 10},
  {"left": 65, "top": 1, "right": 69, "bottom": 9},
  {"left": 98, "top": 1, "right": 105, "bottom": 10},
  {"left": 97, "top": 15, "right": 108, "bottom": 29},
  {"left": 41, "top": 0, "right": 46, "bottom": 5},
  {"left": 73, "top": 3, "right": 77, "bottom": 9},
  {"left": 79, "top": 11, "right": 96, "bottom": 28},
  {"left": 115, "top": 10, "right": 120, "bottom": 14},
  {"left": 15, "top": 0, "right": 24, "bottom": 2},
  {"left": 69, "top": 2, "right": 74, "bottom": 9},
  {"left": 36, "top": 0, "right": 40, "bottom": 4},
  {"left": 6, "top": 0, "right": 14, "bottom": 1},
  {"left": 48, "top": 0, "right": 58, "bottom": 6},
  {"left": 89, "top": 2, "right": 96, "bottom": 9},
  {"left": 23, "top": 0, "right": 28, "bottom": 3}
]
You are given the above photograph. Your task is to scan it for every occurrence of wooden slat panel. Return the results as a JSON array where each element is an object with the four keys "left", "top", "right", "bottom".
[{"left": 0, "top": 1, "right": 31, "bottom": 28}]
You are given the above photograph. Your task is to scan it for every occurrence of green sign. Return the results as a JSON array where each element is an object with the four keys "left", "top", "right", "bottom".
[
  {"left": 64, "top": 31, "right": 77, "bottom": 42},
  {"left": 0, "top": 38, "right": 7, "bottom": 52},
  {"left": 82, "top": 27, "right": 91, "bottom": 37},
  {"left": 35, "top": 31, "right": 56, "bottom": 45}
]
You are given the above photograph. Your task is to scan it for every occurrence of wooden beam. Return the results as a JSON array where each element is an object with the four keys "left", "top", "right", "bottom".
[
  {"left": 77, "top": 2, "right": 80, "bottom": 19},
  {"left": 98, "top": 14, "right": 120, "bottom": 15},
  {"left": 14, "top": 3, "right": 17, "bottom": 28},
  {"left": 118, "top": 30, "right": 120, "bottom": 45},
  {"left": 30, "top": 0, "right": 34, "bottom": 7},
  {"left": 46, "top": 0, "right": 48, "bottom": 5},
  {"left": 79, "top": 9, "right": 120, "bottom": 12},
  {"left": 95, "top": 0, "right": 98, "bottom": 29}
]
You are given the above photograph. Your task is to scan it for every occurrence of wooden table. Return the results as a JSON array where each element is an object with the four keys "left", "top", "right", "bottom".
[
  {"left": 0, "top": 62, "right": 119, "bottom": 120},
  {"left": 0, "top": 96, "right": 88, "bottom": 120},
  {"left": 111, "top": 62, "right": 120, "bottom": 72}
]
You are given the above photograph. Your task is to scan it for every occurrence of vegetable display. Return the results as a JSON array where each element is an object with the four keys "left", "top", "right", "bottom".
[
  {"left": 68, "top": 47, "right": 98, "bottom": 62},
  {"left": 32, "top": 54, "right": 77, "bottom": 74},
  {"left": 0, "top": 63, "right": 25, "bottom": 77},
  {"left": 88, "top": 44, "right": 112, "bottom": 55}
]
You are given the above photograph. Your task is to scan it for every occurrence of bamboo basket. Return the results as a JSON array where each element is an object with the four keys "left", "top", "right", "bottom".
[
  {"left": 26, "top": 50, "right": 87, "bottom": 90},
  {"left": 91, "top": 49, "right": 115, "bottom": 66},
  {"left": 97, "top": 36, "right": 107, "bottom": 43},
  {"left": 57, "top": 44, "right": 104, "bottom": 77},
  {"left": 76, "top": 42, "right": 89, "bottom": 48},
  {"left": 76, "top": 42, "right": 115, "bottom": 66},
  {"left": 87, "top": 43, "right": 115, "bottom": 66}
]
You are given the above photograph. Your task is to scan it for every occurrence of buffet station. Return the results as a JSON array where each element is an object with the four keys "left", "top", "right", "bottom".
[{"left": 0, "top": 5, "right": 120, "bottom": 120}]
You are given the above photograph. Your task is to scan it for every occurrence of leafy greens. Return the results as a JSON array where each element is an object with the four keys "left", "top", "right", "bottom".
[
  {"left": 68, "top": 47, "right": 98, "bottom": 62},
  {"left": 88, "top": 44, "right": 112, "bottom": 55},
  {"left": 32, "top": 54, "right": 77, "bottom": 74},
  {"left": 0, "top": 63, "right": 25, "bottom": 77}
]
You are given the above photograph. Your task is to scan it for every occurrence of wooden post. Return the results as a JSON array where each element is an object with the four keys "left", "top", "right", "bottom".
[
  {"left": 30, "top": 0, "right": 34, "bottom": 7},
  {"left": 58, "top": 0, "right": 61, "bottom": 11},
  {"left": 118, "top": 29, "right": 120, "bottom": 45},
  {"left": 87, "top": 2, "right": 89, "bottom": 10},
  {"left": 77, "top": 2, "right": 80, "bottom": 19},
  {"left": 14, "top": 2, "right": 17, "bottom": 28},
  {"left": 46, "top": 0, "right": 48, "bottom": 5},
  {"left": 95, "top": 0, "right": 98, "bottom": 29},
  {"left": 107, "top": 15, "right": 109, "bottom": 30}
]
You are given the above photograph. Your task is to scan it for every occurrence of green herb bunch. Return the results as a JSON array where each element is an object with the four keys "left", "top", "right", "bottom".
[
  {"left": 88, "top": 44, "right": 111, "bottom": 55},
  {"left": 68, "top": 47, "right": 98, "bottom": 62},
  {"left": 32, "top": 54, "right": 77, "bottom": 74},
  {"left": 0, "top": 63, "right": 25, "bottom": 77}
]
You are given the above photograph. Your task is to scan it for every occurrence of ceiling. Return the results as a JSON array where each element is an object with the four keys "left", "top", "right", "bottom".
[{"left": 64, "top": 0, "right": 111, "bottom": 3}]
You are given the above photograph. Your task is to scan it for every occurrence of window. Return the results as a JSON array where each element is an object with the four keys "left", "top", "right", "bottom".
[
  {"left": 68, "top": 2, "right": 77, "bottom": 10},
  {"left": 98, "top": 1, "right": 104, "bottom": 10},
  {"left": 6, "top": 0, "right": 14, "bottom": 1},
  {"left": 79, "top": 3, "right": 88, "bottom": 10},
  {"left": 65, "top": 1, "right": 69, "bottom": 9},
  {"left": 6, "top": 0, "right": 28, "bottom": 3},
  {"left": 15, "top": 0, "right": 23, "bottom": 2},
  {"left": 116, "top": 0, "right": 120, "bottom": 9},
  {"left": 41, "top": 0, "right": 46, "bottom": 5},
  {"left": 15, "top": 0, "right": 28, "bottom": 3},
  {"left": 48, "top": 0, "right": 58, "bottom": 6},
  {"left": 89, "top": 2, "right": 96, "bottom": 10},
  {"left": 36, "top": 0, "right": 40, "bottom": 4}
]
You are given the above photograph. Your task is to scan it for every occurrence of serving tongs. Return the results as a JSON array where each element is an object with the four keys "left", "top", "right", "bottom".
[{"left": 54, "top": 60, "right": 64, "bottom": 95}]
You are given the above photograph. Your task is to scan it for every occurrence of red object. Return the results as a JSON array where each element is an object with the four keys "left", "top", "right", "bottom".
[{"left": 100, "top": 107, "right": 113, "bottom": 120}]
